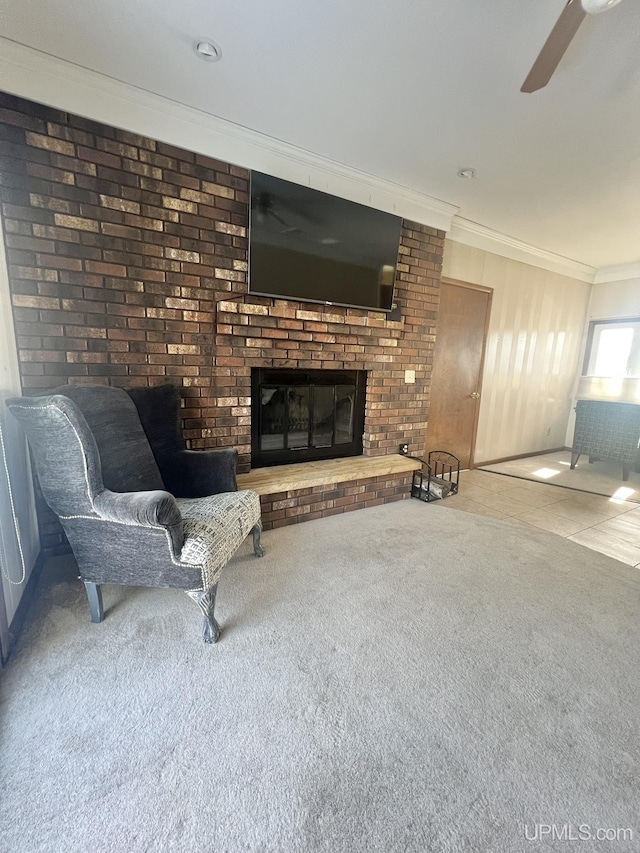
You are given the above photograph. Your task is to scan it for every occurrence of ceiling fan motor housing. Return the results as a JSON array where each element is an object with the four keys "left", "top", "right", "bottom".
[{"left": 581, "top": 0, "right": 622, "bottom": 14}]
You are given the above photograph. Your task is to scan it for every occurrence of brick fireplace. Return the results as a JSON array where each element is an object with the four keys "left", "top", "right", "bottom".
[
  {"left": 0, "top": 92, "right": 444, "bottom": 548},
  {"left": 214, "top": 220, "right": 441, "bottom": 475}
]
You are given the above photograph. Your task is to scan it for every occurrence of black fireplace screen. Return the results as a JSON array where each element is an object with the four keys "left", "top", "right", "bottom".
[{"left": 251, "top": 368, "right": 366, "bottom": 467}]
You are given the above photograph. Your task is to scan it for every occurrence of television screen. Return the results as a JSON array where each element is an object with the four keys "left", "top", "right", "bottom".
[{"left": 249, "top": 172, "right": 402, "bottom": 312}]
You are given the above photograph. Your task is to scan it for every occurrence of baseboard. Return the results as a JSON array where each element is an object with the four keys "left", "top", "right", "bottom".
[
  {"left": 475, "top": 447, "right": 569, "bottom": 468},
  {"left": 1, "top": 549, "right": 44, "bottom": 667}
]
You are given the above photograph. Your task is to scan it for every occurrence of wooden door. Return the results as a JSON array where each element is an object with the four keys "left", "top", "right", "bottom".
[{"left": 425, "top": 279, "right": 491, "bottom": 469}]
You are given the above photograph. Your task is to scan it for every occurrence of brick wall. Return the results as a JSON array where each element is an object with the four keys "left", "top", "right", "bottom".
[
  {"left": 0, "top": 92, "right": 444, "bottom": 549},
  {"left": 0, "top": 93, "right": 246, "bottom": 404}
]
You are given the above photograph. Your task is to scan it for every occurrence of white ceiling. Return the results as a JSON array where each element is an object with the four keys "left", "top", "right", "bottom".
[{"left": 0, "top": 0, "right": 639, "bottom": 271}]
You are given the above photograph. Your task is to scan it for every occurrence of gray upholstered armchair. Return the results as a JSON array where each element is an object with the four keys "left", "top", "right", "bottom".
[{"left": 7, "top": 384, "right": 263, "bottom": 643}]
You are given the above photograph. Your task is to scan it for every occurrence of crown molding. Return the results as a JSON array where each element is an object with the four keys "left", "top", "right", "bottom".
[
  {"left": 0, "top": 37, "right": 458, "bottom": 233},
  {"left": 593, "top": 262, "right": 640, "bottom": 284},
  {"left": 449, "top": 217, "right": 597, "bottom": 283}
]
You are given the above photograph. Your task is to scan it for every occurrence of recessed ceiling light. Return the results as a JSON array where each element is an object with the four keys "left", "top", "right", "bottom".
[
  {"left": 194, "top": 39, "right": 222, "bottom": 62},
  {"left": 457, "top": 168, "right": 476, "bottom": 179}
]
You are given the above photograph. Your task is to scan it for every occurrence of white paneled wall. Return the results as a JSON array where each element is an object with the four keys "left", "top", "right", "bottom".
[
  {"left": 443, "top": 241, "right": 591, "bottom": 464},
  {"left": 0, "top": 216, "right": 39, "bottom": 645}
]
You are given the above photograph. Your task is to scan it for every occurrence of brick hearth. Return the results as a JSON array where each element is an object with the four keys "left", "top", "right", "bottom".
[
  {"left": 0, "top": 92, "right": 444, "bottom": 549},
  {"left": 237, "top": 455, "right": 422, "bottom": 530}
]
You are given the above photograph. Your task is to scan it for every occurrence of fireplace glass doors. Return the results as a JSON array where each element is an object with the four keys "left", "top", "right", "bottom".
[{"left": 251, "top": 368, "right": 366, "bottom": 467}]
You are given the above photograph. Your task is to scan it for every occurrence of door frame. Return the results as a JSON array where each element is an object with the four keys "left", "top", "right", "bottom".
[{"left": 437, "top": 277, "right": 493, "bottom": 469}]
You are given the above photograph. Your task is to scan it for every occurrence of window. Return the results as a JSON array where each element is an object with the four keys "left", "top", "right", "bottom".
[{"left": 584, "top": 319, "right": 640, "bottom": 378}]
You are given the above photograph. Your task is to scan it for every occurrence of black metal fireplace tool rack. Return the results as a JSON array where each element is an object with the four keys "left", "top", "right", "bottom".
[{"left": 408, "top": 450, "right": 460, "bottom": 503}]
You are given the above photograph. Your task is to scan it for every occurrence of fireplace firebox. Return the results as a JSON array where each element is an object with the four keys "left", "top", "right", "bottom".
[{"left": 251, "top": 368, "right": 366, "bottom": 467}]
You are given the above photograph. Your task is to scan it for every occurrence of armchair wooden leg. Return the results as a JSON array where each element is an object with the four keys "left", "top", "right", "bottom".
[
  {"left": 84, "top": 582, "right": 104, "bottom": 624},
  {"left": 570, "top": 451, "right": 580, "bottom": 469},
  {"left": 186, "top": 586, "right": 220, "bottom": 644},
  {"left": 252, "top": 522, "right": 265, "bottom": 558}
]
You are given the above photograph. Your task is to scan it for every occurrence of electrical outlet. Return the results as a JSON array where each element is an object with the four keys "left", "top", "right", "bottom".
[{"left": 399, "top": 443, "right": 409, "bottom": 455}]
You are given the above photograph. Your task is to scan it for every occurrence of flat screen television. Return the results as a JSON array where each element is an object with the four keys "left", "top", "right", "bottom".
[{"left": 249, "top": 172, "right": 402, "bottom": 313}]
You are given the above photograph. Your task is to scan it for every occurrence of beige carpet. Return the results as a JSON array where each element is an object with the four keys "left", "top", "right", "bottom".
[
  {"left": 480, "top": 450, "right": 640, "bottom": 503},
  {"left": 1, "top": 501, "right": 639, "bottom": 852}
]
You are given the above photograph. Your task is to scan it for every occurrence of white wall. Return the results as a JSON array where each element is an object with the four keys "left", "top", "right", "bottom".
[
  {"left": 443, "top": 240, "right": 591, "bottom": 464},
  {"left": 588, "top": 278, "right": 640, "bottom": 321},
  {"left": 0, "top": 214, "right": 40, "bottom": 646}
]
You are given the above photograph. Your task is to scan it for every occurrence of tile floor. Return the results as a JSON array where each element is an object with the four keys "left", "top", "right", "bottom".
[
  {"left": 480, "top": 449, "right": 640, "bottom": 502},
  {"left": 441, "top": 469, "right": 640, "bottom": 569}
]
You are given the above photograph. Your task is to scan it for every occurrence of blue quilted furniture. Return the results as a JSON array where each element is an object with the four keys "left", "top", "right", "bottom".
[
  {"left": 7, "top": 384, "right": 263, "bottom": 643},
  {"left": 571, "top": 399, "right": 640, "bottom": 482}
]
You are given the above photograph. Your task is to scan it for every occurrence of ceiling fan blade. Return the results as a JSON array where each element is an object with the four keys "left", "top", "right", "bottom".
[{"left": 521, "top": 0, "right": 587, "bottom": 93}]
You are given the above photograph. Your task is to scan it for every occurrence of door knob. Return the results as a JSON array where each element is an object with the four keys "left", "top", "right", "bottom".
[{"left": 470, "top": 392, "right": 480, "bottom": 399}]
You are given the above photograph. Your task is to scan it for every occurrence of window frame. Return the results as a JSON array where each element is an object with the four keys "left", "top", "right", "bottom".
[{"left": 582, "top": 317, "right": 640, "bottom": 377}]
